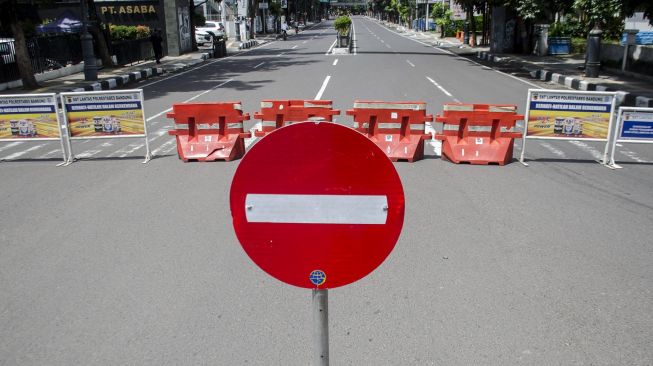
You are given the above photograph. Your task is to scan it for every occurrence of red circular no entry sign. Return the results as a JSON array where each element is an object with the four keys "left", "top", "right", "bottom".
[{"left": 230, "top": 122, "right": 405, "bottom": 289}]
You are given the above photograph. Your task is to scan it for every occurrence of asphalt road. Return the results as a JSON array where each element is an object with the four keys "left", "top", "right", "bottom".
[{"left": 1, "top": 17, "right": 652, "bottom": 365}]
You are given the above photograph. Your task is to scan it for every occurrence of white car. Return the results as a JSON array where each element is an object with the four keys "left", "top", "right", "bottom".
[
  {"left": 195, "top": 29, "right": 213, "bottom": 46},
  {"left": 196, "top": 21, "right": 225, "bottom": 39}
]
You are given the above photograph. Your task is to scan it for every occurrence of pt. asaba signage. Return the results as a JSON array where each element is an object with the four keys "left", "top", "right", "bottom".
[{"left": 95, "top": 0, "right": 162, "bottom": 26}]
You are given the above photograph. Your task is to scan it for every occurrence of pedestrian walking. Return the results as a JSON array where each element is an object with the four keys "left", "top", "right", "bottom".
[{"left": 150, "top": 29, "right": 163, "bottom": 64}]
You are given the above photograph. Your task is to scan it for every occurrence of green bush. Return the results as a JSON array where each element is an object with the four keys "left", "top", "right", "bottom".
[
  {"left": 334, "top": 16, "right": 351, "bottom": 36},
  {"left": 110, "top": 24, "right": 150, "bottom": 41}
]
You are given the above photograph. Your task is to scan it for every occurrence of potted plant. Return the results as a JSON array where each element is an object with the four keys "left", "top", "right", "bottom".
[
  {"left": 547, "top": 22, "right": 571, "bottom": 55},
  {"left": 334, "top": 16, "right": 352, "bottom": 48}
]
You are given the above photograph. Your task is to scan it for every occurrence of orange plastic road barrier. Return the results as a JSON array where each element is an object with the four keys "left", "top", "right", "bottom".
[
  {"left": 346, "top": 101, "right": 433, "bottom": 162},
  {"left": 253, "top": 100, "right": 340, "bottom": 137},
  {"left": 167, "top": 102, "right": 251, "bottom": 162},
  {"left": 435, "top": 103, "right": 523, "bottom": 165}
]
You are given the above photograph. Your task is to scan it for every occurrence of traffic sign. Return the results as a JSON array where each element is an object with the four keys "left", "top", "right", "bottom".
[{"left": 230, "top": 122, "right": 405, "bottom": 289}]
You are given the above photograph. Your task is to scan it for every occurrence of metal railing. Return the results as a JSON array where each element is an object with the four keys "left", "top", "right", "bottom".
[
  {"left": 0, "top": 34, "right": 83, "bottom": 84},
  {"left": 111, "top": 38, "right": 154, "bottom": 66}
]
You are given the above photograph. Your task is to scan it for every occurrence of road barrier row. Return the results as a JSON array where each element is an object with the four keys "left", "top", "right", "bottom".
[{"left": 2, "top": 90, "right": 652, "bottom": 168}]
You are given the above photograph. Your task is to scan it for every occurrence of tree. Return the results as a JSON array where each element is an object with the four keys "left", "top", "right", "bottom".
[
  {"left": 431, "top": 2, "right": 453, "bottom": 37},
  {"left": 0, "top": 0, "right": 40, "bottom": 89},
  {"left": 622, "top": 0, "right": 653, "bottom": 25},
  {"left": 86, "top": 0, "right": 113, "bottom": 67}
]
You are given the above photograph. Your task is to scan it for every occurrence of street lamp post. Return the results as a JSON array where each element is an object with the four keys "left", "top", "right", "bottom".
[{"left": 80, "top": 0, "right": 98, "bottom": 81}]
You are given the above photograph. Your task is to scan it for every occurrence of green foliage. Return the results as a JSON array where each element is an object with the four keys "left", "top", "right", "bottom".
[
  {"left": 268, "top": 0, "right": 281, "bottom": 17},
  {"left": 110, "top": 24, "right": 150, "bottom": 41},
  {"left": 572, "top": 0, "right": 624, "bottom": 38},
  {"left": 334, "top": 16, "right": 351, "bottom": 36}
]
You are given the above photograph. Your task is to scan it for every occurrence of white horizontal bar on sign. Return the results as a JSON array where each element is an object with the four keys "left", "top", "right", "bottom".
[
  {"left": 353, "top": 102, "right": 426, "bottom": 110},
  {"left": 245, "top": 194, "right": 388, "bottom": 224},
  {"left": 488, "top": 105, "right": 516, "bottom": 113}
]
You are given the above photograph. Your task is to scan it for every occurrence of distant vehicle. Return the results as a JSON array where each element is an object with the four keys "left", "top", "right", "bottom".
[
  {"left": 196, "top": 21, "right": 225, "bottom": 39},
  {"left": 195, "top": 29, "right": 213, "bottom": 46}
]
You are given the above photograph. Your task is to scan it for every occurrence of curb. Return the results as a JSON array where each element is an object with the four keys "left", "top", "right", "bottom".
[
  {"left": 239, "top": 40, "right": 258, "bottom": 49},
  {"left": 69, "top": 66, "right": 165, "bottom": 92},
  {"left": 476, "top": 51, "right": 653, "bottom": 108},
  {"left": 68, "top": 52, "right": 214, "bottom": 93}
]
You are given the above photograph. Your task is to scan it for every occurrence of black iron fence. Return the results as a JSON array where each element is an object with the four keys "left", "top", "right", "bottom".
[
  {"left": 0, "top": 34, "right": 83, "bottom": 84},
  {"left": 111, "top": 38, "right": 153, "bottom": 66}
]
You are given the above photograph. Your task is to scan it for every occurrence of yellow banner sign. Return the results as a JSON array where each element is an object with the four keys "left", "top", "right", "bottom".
[
  {"left": 526, "top": 91, "right": 615, "bottom": 140},
  {"left": 0, "top": 94, "right": 60, "bottom": 140},
  {"left": 63, "top": 91, "right": 146, "bottom": 138}
]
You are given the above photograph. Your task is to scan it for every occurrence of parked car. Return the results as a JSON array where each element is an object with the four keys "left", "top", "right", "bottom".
[
  {"left": 196, "top": 21, "right": 225, "bottom": 39},
  {"left": 195, "top": 29, "right": 213, "bottom": 46}
]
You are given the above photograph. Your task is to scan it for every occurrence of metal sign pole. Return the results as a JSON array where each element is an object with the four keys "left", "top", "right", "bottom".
[{"left": 312, "top": 289, "right": 329, "bottom": 366}]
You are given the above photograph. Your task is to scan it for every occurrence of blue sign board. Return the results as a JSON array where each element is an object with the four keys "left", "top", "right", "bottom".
[{"left": 619, "top": 110, "right": 653, "bottom": 141}]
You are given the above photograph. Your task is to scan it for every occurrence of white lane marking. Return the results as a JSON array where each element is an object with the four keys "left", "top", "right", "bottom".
[
  {"left": 618, "top": 148, "right": 649, "bottom": 163},
  {"left": 380, "top": 39, "right": 385, "bottom": 43},
  {"left": 539, "top": 142, "right": 566, "bottom": 158},
  {"left": 137, "top": 41, "right": 275, "bottom": 89},
  {"left": 76, "top": 150, "right": 102, "bottom": 158},
  {"left": 333, "top": 59, "right": 339, "bottom": 66},
  {"left": 568, "top": 140, "right": 603, "bottom": 160},
  {"left": 426, "top": 76, "right": 453, "bottom": 97},
  {"left": 325, "top": 39, "right": 337, "bottom": 55},
  {"left": 277, "top": 52, "right": 287, "bottom": 57},
  {"left": 385, "top": 44, "right": 391, "bottom": 48},
  {"left": 0, "top": 141, "right": 23, "bottom": 153},
  {"left": 254, "top": 62, "right": 264, "bottom": 68},
  {"left": 245, "top": 194, "right": 388, "bottom": 224},
  {"left": 2, "top": 144, "right": 44, "bottom": 160},
  {"left": 314, "top": 75, "right": 331, "bottom": 100},
  {"left": 152, "top": 139, "right": 176, "bottom": 155},
  {"left": 182, "top": 78, "right": 233, "bottom": 103},
  {"left": 244, "top": 122, "right": 262, "bottom": 149},
  {"left": 352, "top": 21, "right": 357, "bottom": 55},
  {"left": 292, "top": 45, "right": 298, "bottom": 49},
  {"left": 406, "top": 60, "right": 415, "bottom": 67},
  {"left": 36, "top": 149, "right": 61, "bottom": 159},
  {"left": 146, "top": 108, "right": 173, "bottom": 122},
  {"left": 303, "top": 40, "right": 308, "bottom": 44},
  {"left": 119, "top": 144, "right": 144, "bottom": 158},
  {"left": 145, "top": 75, "right": 236, "bottom": 123},
  {"left": 100, "top": 142, "right": 113, "bottom": 147},
  {"left": 374, "top": 20, "right": 542, "bottom": 89},
  {"left": 148, "top": 128, "right": 170, "bottom": 143}
]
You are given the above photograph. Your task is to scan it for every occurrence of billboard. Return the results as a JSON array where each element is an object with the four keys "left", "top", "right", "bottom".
[
  {"left": 60, "top": 90, "right": 151, "bottom": 164},
  {"left": 617, "top": 108, "right": 653, "bottom": 141},
  {"left": 609, "top": 107, "right": 653, "bottom": 168},
  {"left": 524, "top": 90, "right": 616, "bottom": 141},
  {"left": 0, "top": 94, "right": 61, "bottom": 140},
  {"left": 61, "top": 90, "right": 146, "bottom": 139},
  {"left": 520, "top": 89, "right": 617, "bottom": 165}
]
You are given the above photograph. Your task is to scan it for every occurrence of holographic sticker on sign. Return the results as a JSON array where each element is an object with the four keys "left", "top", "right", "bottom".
[{"left": 309, "top": 270, "right": 326, "bottom": 286}]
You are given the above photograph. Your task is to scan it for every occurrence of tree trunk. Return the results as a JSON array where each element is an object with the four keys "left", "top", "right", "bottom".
[
  {"left": 189, "top": 0, "right": 198, "bottom": 51},
  {"left": 469, "top": 5, "right": 477, "bottom": 46},
  {"left": 249, "top": 0, "right": 258, "bottom": 39},
  {"left": 10, "top": 19, "right": 38, "bottom": 89},
  {"left": 87, "top": 0, "right": 114, "bottom": 67}
]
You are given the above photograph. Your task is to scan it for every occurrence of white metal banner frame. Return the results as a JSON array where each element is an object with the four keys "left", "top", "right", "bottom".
[
  {"left": 519, "top": 89, "right": 618, "bottom": 166},
  {"left": 608, "top": 106, "right": 653, "bottom": 169},
  {"left": 60, "top": 90, "right": 151, "bottom": 165},
  {"left": 0, "top": 93, "right": 67, "bottom": 165}
]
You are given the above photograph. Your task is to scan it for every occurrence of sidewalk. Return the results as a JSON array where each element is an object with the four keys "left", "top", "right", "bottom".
[
  {"left": 375, "top": 18, "right": 653, "bottom": 107},
  {"left": 0, "top": 22, "right": 320, "bottom": 97},
  {"left": 0, "top": 38, "right": 263, "bottom": 96}
]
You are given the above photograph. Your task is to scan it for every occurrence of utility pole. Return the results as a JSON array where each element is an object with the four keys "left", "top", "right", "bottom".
[{"left": 80, "top": 0, "right": 97, "bottom": 81}]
